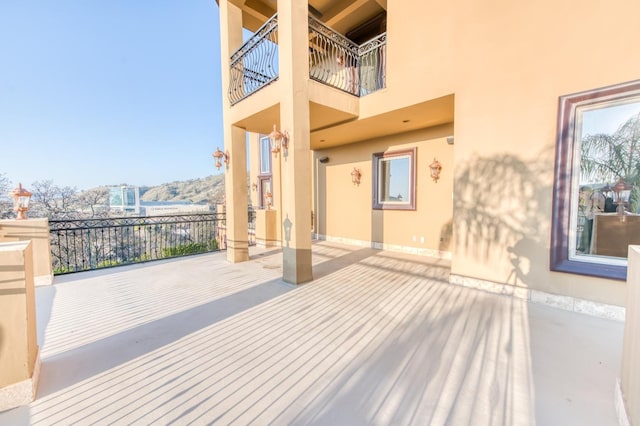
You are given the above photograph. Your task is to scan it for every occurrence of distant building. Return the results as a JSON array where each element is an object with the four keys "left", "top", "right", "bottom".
[
  {"left": 109, "top": 186, "right": 140, "bottom": 215},
  {"left": 143, "top": 203, "right": 210, "bottom": 216}
]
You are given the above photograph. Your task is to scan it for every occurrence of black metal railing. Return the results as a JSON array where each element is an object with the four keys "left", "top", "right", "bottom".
[
  {"left": 357, "top": 33, "right": 387, "bottom": 96},
  {"left": 228, "top": 14, "right": 387, "bottom": 104},
  {"left": 49, "top": 212, "right": 256, "bottom": 275},
  {"left": 228, "top": 14, "right": 279, "bottom": 105},
  {"left": 309, "top": 16, "right": 360, "bottom": 95}
]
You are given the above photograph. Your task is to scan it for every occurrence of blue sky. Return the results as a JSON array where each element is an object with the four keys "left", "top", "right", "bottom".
[
  {"left": 0, "top": 1, "right": 224, "bottom": 190},
  {"left": 581, "top": 100, "right": 640, "bottom": 136}
]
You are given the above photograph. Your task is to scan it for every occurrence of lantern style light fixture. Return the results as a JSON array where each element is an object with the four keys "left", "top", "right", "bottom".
[
  {"left": 429, "top": 158, "right": 442, "bottom": 182},
  {"left": 351, "top": 167, "right": 362, "bottom": 186},
  {"left": 612, "top": 177, "right": 632, "bottom": 219},
  {"left": 9, "top": 183, "right": 32, "bottom": 220},
  {"left": 212, "top": 147, "right": 230, "bottom": 171},
  {"left": 268, "top": 124, "right": 289, "bottom": 155},
  {"left": 265, "top": 191, "right": 273, "bottom": 210}
]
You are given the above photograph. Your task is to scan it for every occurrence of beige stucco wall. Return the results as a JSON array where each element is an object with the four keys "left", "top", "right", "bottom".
[
  {"left": 0, "top": 241, "right": 38, "bottom": 388},
  {"left": 621, "top": 246, "right": 640, "bottom": 424},
  {"left": 226, "top": 0, "right": 640, "bottom": 304},
  {"left": 315, "top": 0, "right": 640, "bottom": 305},
  {"left": 315, "top": 124, "right": 454, "bottom": 255},
  {"left": 0, "top": 218, "right": 52, "bottom": 284},
  {"left": 445, "top": 0, "right": 640, "bottom": 305}
]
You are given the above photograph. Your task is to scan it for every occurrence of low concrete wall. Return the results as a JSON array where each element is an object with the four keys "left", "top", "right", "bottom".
[
  {"left": 0, "top": 218, "right": 52, "bottom": 285},
  {"left": 620, "top": 246, "right": 640, "bottom": 425},
  {"left": 0, "top": 241, "right": 40, "bottom": 411},
  {"left": 256, "top": 209, "right": 279, "bottom": 247}
]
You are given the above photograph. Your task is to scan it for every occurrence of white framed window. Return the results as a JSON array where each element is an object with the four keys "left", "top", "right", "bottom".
[
  {"left": 372, "top": 148, "right": 416, "bottom": 210},
  {"left": 260, "top": 136, "right": 271, "bottom": 174}
]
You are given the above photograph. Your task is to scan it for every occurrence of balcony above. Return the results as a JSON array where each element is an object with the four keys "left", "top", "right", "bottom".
[{"left": 228, "top": 13, "right": 387, "bottom": 106}]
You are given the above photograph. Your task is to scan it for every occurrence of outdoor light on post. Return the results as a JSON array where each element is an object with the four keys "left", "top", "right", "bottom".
[
  {"left": 429, "top": 158, "right": 442, "bottom": 182},
  {"left": 265, "top": 191, "right": 273, "bottom": 210},
  {"left": 612, "top": 177, "right": 632, "bottom": 220},
  {"left": 9, "top": 183, "right": 32, "bottom": 220},
  {"left": 212, "top": 147, "right": 230, "bottom": 171},
  {"left": 268, "top": 124, "right": 289, "bottom": 155}
]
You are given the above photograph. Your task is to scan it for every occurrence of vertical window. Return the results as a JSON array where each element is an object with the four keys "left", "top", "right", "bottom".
[
  {"left": 258, "top": 136, "right": 273, "bottom": 209},
  {"left": 260, "top": 136, "right": 271, "bottom": 174},
  {"left": 373, "top": 148, "right": 416, "bottom": 210},
  {"left": 551, "top": 79, "right": 640, "bottom": 280}
]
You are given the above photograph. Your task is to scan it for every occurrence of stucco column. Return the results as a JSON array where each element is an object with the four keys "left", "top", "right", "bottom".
[
  {"left": 277, "top": 0, "right": 313, "bottom": 284},
  {"left": 219, "top": 1, "right": 249, "bottom": 263},
  {"left": 0, "top": 241, "right": 40, "bottom": 411},
  {"left": 0, "top": 218, "right": 53, "bottom": 285}
]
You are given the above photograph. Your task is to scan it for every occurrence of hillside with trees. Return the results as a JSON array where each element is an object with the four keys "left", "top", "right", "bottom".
[
  {"left": 0, "top": 173, "right": 227, "bottom": 219},
  {"left": 139, "top": 174, "right": 225, "bottom": 204}
]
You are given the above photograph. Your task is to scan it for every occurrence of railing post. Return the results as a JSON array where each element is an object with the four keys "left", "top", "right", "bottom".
[
  {"left": 619, "top": 246, "right": 640, "bottom": 425},
  {"left": 0, "top": 218, "right": 53, "bottom": 285},
  {"left": 0, "top": 241, "right": 40, "bottom": 411}
]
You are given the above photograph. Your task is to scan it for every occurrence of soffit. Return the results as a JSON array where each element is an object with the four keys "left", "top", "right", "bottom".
[
  {"left": 234, "top": 0, "right": 386, "bottom": 37},
  {"left": 310, "top": 95, "right": 455, "bottom": 150}
]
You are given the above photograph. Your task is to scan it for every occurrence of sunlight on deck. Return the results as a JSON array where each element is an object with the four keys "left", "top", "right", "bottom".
[{"left": 1, "top": 242, "right": 622, "bottom": 425}]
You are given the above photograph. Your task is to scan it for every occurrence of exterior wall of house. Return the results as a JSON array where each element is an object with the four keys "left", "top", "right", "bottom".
[
  {"left": 314, "top": 124, "right": 453, "bottom": 258},
  {"left": 446, "top": 0, "right": 640, "bottom": 306},
  {"left": 224, "top": 0, "right": 640, "bottom": 304},
  {"left": 313, "top": 0, "right": 640, "bottom": 305}
]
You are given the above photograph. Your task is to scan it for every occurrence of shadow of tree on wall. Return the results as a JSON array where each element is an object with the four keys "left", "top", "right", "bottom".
[{"left": 444, "top": 150, "right": 554, "bottom": 286}]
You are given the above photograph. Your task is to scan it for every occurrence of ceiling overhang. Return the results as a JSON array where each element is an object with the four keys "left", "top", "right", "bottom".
[{"left": 310, "top": 94, "right": 455, "bottom": 149}]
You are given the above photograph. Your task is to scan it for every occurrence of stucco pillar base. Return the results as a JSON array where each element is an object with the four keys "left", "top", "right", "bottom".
[
  {"left": 0, "top": 350, "right": 40, "bottom": 412},
  {"left": 256, "top": 210, "right": 279, "bottom": 248},
  {"left": 283, "top": 247, "right": 312, "bottom": 284},
  {"left": 226, "top": 239, "right": 249, "bottom": 263}
]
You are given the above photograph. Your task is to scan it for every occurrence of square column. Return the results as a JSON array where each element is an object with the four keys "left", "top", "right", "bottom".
[
  {"left": 278, "top": 0, "right": 313, "bottom": 284},
  {"left": 0, "top": 241, "right": 40, "bottom": 411},
  {"left": 0, "top": 218, "right": 53, "bottom": 285},
  {"left": 219, "top": 1, "right": 249, "bottom": 263},
  {"left": 224, "top": 125, "right": 249, "bottom": 263}
]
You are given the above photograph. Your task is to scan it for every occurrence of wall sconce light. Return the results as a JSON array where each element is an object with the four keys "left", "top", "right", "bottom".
[
  {"left": 252, "top": 182, "right": 258, "bottom": 191},
  {"left": 212, "top": 147, "right": 230, "bottom": 170},
  {"left": 9, "top": 183, "right": 32, "bottom": 220},
  {"left": 268, "top": 124, "right": 289, "bottom": 155},
  {"left": 612, "top": 177, "right": 632, "bottom": 220},
  {"left": 351, "top": 168, "right": 362, "bottom": 186},
  {"left": 429, "top": 158, "right": 442, "bottom": 182},
  {"left": 265, "top": 191, "right": 273, "bottom": 210}
]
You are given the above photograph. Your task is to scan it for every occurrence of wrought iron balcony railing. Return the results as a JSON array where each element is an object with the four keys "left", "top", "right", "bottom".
[
  {"left": 308, "top": 16, "right": 360, "bottom": 95},
  {"left": 228, "top": 14, "right": 279, "bottom": 106},
  {"left": 357, "top": 32, "right": 387, "bottom": 96},
  {"left": 49, "top": 211, "right": 256, "bottom": 275},
  {"left": 228, "top": 14, "right": 387, "bottom": 105}
]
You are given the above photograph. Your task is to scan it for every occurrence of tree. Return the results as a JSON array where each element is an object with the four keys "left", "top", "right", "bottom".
[
  {"left": 0, "top": 173, "right": 13, "bottom": 218},
  {"left": 76, "top": 187, "right": 110, "bottom": 217},
  {"left": 581, "top": 112, "right": 640, "bottom": 212},
  {"left": 30, "top": 180, "right": 79, "bottom": 219}
]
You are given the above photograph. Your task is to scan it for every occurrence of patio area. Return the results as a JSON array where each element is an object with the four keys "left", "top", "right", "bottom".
[{"left": 0, "top": 241, "right": 624, "bottom": 425}]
